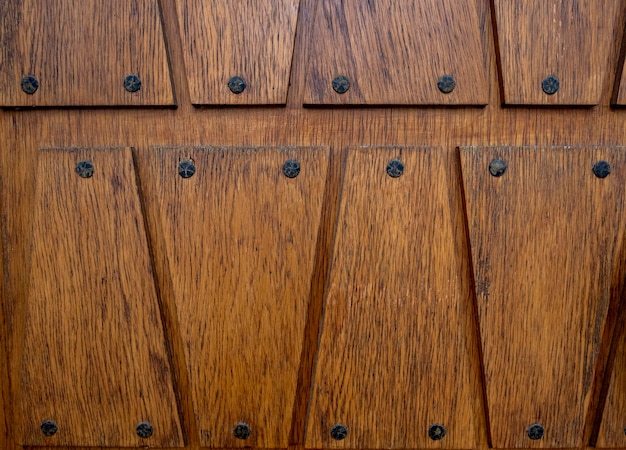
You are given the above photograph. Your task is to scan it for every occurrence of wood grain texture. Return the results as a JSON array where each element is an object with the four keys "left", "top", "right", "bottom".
[
  {"left": 18, "top": 147, "right": 183, "bottom": 447},
  {"left": 175, "top": 0, "right": 300, "bottom": 105},
  {"left": 0, "top": 0, "right": 174, "bottom": 107},
  {"left": 147, "top": 146, "right": 329, "bottom": 447},
  {"left": 460, "top": 146, "right": 626, "bottom": 448},
  {"left": 305, "top": 147, "right": 481, "bottom": 449},
  {"left": 615, "top": 42, "right": 626, "bottom": 105},
  {"left": 304, "top": 0, "right": 489, "bottom": 105},
  {"left": 493, "top": 0, "right": 624, "bottom": 105}
]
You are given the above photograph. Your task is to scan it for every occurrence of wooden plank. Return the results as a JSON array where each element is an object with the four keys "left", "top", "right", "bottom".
[
  {"left": 304, "top": 0, "right": 489, "bottom": 105},
  {"left": 460, "top": 146, "right": 626, "bottom": 448},
  {"left": 614, "top": 48, "right": 626, "bottom": 105},
  {"left": 305, "top": 147, "right": 481, "bottom": 449},
  {"left": 175, "top": 0, "right": 300, "bottom": 105},
  {"left": 493, "top": 0, "right": 623, "bottom": 105},
  {"left": 18, "top": 147, "right": 183, "bottom": 447},
  {"left": 0, "top": 0, "right": 174, "bottom": 107},
  {"left": 147, "top": 146, "right": 329, "bottom": 447}
]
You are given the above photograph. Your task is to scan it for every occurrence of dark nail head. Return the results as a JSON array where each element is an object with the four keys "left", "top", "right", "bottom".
[
  {"left": 428, "top": 424, "right": 447, "bottom": 441},
  {"left": 527, "top": 423, "right": 544, "bottom": 440},
  {"left": 592, "top": 160, "right": 611, "bottom": 178},
  {"left": 178, "top": 159, "right": 196, "bottom": 178},
  {"left": 330, "top": 424, "right": 348, "bottom": 440},
  {"left": 437, "top": 75, "right": 456, "bottom": 94},
  {"left": 233, "top": 422, "right": 251, "bottom": 440},
  {"left": 124, "top": 74, "right": 142, "bottom": 93},
  {"left": 542, "top": 75, "right": 559, "bottom": 95},
  {"left": 228, "top": 76, "right": 247, "bottom": 94},
  {"left": 283, "top": 160, "right": 301, "bottom": 178},
  {"left": 75, "top": 160, "right": 94, "bottom": 178},
  {"left": 489, "top": 159, "right": 507, "bottom": 177},
  {"left": 21, "top": 75, "right": 39, "bottom": 94},
  {"left": 332, "top": 76, "right": 350, "bottom": 94},
  {"left": 136, "top": 422, "right": 153, "bottom": 438},
  {"left": 386, "top": 159, "right": 404, "bottom": 178},
  {"left": 40, "top": 420, "right": 58, "bottom": 437}
]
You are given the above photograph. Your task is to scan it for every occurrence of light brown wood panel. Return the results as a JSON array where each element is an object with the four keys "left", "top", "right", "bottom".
[
  {"left": 615, "top": 50, "right": 626, "bottom": 105},
  {"left": 304, "top": 0, "right": 489, "bottom": 105},
  {"left": 175, "top": 0, "right": 299, "bottom": 105},
  {"left": 460, "top": 146, "right": 626, "bottom": 448},
  {"left": 305, "top": 147, "right": 481, "bottom": 449},
  {"left": 493, "top": 0, "right": 624, "bottom": 105},
  {"left": 18, "top": 147, "right": 183, "bottom": 447},
  {"left": 146, "top": 146, "right": 329, "bottom": 447},
  {"left": 0, "top": 0, "right": 174, "bottom": 107}
]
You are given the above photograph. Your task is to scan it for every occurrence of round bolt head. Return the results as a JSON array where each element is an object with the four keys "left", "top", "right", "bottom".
[
  {"left": 592, "top": 160, "right": 611, "bottom": 178},
  {"left": 489, "top": 159, "right": 507, "bottom": 177},
  {"left": 437, "top": 75, "right": 456, "bottom": 94},
  {"left": 527, "top": 423, "right": 544, "bottom": 440},
  {"left": 136, "top": 421, "right": 153, "bottom": 438},
  {"left": 233, "top": 422, "right": 251, "bottom": 440},
  {"left": 228, "top": 76, "right": 247, "bottom": 94},
  {"left": 124, "top": 74, "right": 142, "bottom": 93},
  {"left": 21, "top": 75, "right": 39, "bottom": 95},
  {"left": 283, "top": 160, "right": 301, "bottom": 178},
  {"left": 40, "top": 420, "right": 58, "bottom": 437},
  {"left": 386, "top": 159, "right": 404, "bottom": 178},
  {"left": 428, "top": 423, "right": 447, "bottom": 441},
  {"left": 75, "top": 160, "right": 94, "bottom": 178},
  {"left": 542, "top": 75, "right": 559, "bottom": 95},
  {"left": 178, "top": 159, "right": 196, "bottom": 178},
  {"left": 332, "top": 75, "right": 350, "bottom": 94},
  {"left": 330, "top": 424, "right": 348, "bottom": 440}
]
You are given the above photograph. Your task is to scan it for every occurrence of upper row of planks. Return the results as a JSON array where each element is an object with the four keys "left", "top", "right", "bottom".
[{"left": 0, "top": 0, "right": 625, "bottom": 107}]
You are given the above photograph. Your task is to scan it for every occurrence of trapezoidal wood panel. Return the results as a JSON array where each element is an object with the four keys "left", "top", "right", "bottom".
[
  {"left": 614, "top": 52, "right": 626, "bottom": 105},
  {"left": 460, "top": 146, "right": 626, "bottom": 448},
  {"left": 147, "top": 146, "right": 329, "bottom": 447},
  {"left": 176, "top": 0, "right": 300, "bottom": 105},
  {"left": 305, "top": 147, "right": 481, "bottom": 449},
  {"left": 0, "top": 0, "right": 174, "bottom": 107},
  {"left": 304, "top": 0, "right": 489, "bottom": 105},
  {"left": 493, "top": 0, "right": 624, "bottom": 105},
  {"left": 19, "top": 147, "right": 183, "bottom": 447}
]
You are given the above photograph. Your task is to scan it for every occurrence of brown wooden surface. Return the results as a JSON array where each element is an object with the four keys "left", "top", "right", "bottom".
[
  {"left": 17, "top": 148, "right": 183, "bottom": 447},
  {"left": 0, "top": 0, "right": 174, "bottom": 107},
  {"left": 493, "top": 0, "right": 624, "bottom": 105},
  {"left": 176, "top": 0, "right": 300, "bottom": 105},
  {"left": 145, "top": 146, "right": 329, "bottom": 448},
  {"left": 615, "top": 41, "right": 626, "bottom": 105},
  {"left": 305, "top": 147, "right": 484, "bottom": 449},
  {"left": 304, "top": 0, "right": 489, "bottom": 105},
  {"left": 460, "top": 146, "right": 626, "bottom": 448}
]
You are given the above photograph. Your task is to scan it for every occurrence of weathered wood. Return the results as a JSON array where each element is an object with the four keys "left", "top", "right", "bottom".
[
  {"left": 146, "top": 146, "right": 329, "bottom": 447},
  {"left": 0, "top": 0, "right": 174, "bottom": 107},
  {"left": 175, "top": 0, "right": 300, "bottom": 105},
  {"left": 306, "top": 147, "right": 483, "bottom": 449},
  {"left": 493, "top": 0, "right": 624, "bottom": 105},
  {"left": 460, "top": 146, "right": 626, "bottom": 448},
  {"left": 18, "top": 147, "right": 184, "bottom": 447},
  {"left": 305, "top": 0, "right": 489, "bottom": 105}
]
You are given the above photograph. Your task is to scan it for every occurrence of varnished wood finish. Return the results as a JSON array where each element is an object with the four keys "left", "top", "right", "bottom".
[
  {"left": 306, "top": 147, "right": 482, "bottom": 449},
  {"left": 18, "top": 148, "right": 183, "bottom": 447},
  {"left": 493, "top": 0, "right": 624, "bottom": 105},
  {"left": 460, "top": 147, "right": 626, "bottom": 448},
  {"left": 176, "top": 0, "right": 300, "bottom": 105},
  {"left": 305, "top": 0, "right": 489, "bottom": 105},
  {"left": 145, "top": 147, "right": 329, "bottom": 448},
  {"left": 0, "top": 0, "right": 173, "bottom": 107}
]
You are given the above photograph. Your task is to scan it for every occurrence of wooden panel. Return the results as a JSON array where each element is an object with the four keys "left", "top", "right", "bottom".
[
  {"left": 304, "top": 0, "right": 489, "bottom": 105},
  {"left": 305, "top": 147, "right": 480, "bottom": 449},
  {"left": 460, "top": 146, "right": 626, "bottom": 448},
  {"left": 19, "top": 148, "right": 183, "bottom": 447},
  {"left": 0, "top": 0, "right": 174, "bottom": 107},
  {"left": 147, "top": 146, "right": 329, "bottom": 447},
  {"left": 176, "top": 0, "right": 299, "bottom": 105},
  {"left": 493, "top": 0, "right": 623, "bottom": 105},
  {"left": 615, "top": 55, "right": 626, "bottom": 105}
]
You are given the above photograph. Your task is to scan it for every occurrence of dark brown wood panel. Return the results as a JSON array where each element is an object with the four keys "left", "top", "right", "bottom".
[
  {"left": 145, "top": 146, "right": 329, "bottom": 448},
  {"left": 304, "top": 0, "right": 489, "bottom": 105},
  {"left": 18, "top": 148, "right": 183, "bottom": 447},
  {"left": 493, "top": 0, "right": 624, "bottom": 105},
  {"left": 175, "top": 0, "right": 300, "bottom": 105},
  {"left": 615, "top": 52, "right": 626, "bottom": 105},
  {"left": 305, "top": 147, "right": 482, "bottom": 449},
  {"left": 460, "top": 146, "right": 626, "bottom": 448},
  {"left": 0, "top": 0, "right": 174, "bottom": 107}
]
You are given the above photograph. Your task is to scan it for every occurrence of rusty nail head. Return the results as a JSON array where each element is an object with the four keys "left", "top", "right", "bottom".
[
  {"left": 40, "top": 420, "right": 58, "bottom": 437},
  {"left": 527, "top": 423, "right": 544, "bottom": 440},
  {"left": 21, "top": 75, "right": 39, "bottom": 94},
  {"left": 283, "top": 160, "right": 301, "bottom": 178},
  {"left": 124, "top": 74, "right": 141, "bottom": 93},
  {"left": 75, "top": 160, "right": 94, "bottom": 178},
  {"left": 228, "top": 76, "right": 247, "bottom": 94},
  {"left": 592, "top": 160, "right": 611, "bottom": 178},
  {"left": 386, "top": 159, "right": 404, "bottom": 178},
  {"left": 178, "top": 159, "right": 196, "bottom": 178},
  {"left": 332, "top": 76, "right": 350, "bottom": 94},
  {"left": 489, "top": 159, "right": 507, "bottom": 177},
  {"left": 233, "top": 422, "right": 251, "bottom": 440},
  {"left": 542, "top": 75, "right": 559, "bottom": 95},
  {"left": 437, "top": 75, "right": 456, "bottom": 94},
  {"left": 428, "top": 424, "right": 446, "bottom": 441},
  {"left": 136, "top": 422, "right": 153, "bottom": 438},
  {"left": 330, "top": 424, "right": 348, "bottom": 440}
]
